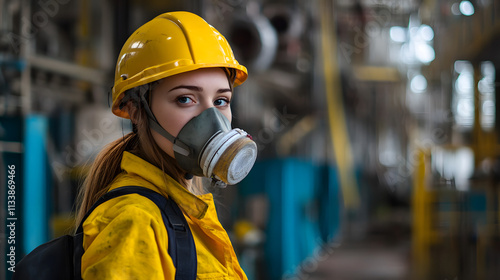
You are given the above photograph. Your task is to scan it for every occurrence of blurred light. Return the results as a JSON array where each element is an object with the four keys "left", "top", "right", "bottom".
[
  {"left": 409, "top": 26, "right": 419, "bottom": 38},
  {"left": 479, "top": 61, "right": 496, "bottom": 130},
  {"left": 378, "top": 130, "right": 399, "bottom": 167},
  {"left": 456, "top": 99, "right": 474, "bottom": 119},
  {"left": 296, "top": 57, "right": 311, "bottom": 73},
  {"left": 432, "top": 147, "right": 474, "bottom": 191},
  {"left": 415, "top": 43, "right": 435, "bottom": 64},
  {"left": 399, "top": 43, "right": 413, "bottom": 64},
  {"left": 455, "top": 73, "right": 474, "bottom": 94},
  {"left": 454, "top": 60, "right": 472, "bottom": 74},
  {"left": 453, "top": 61, "right": 475, "bottom": 129},
  {"left": 451, "top": 3, "right": 461, "bottom": 15},
  {"left": 478, "top": 79, "right": 494, "bottom": 93},
  {"left": 379, "top": 150, "right": 398, "bottom": 166},
  {"left": 390, "top": 26, "right": 406, "bottom": 43},
  {"left": 418, "top": 25, "right": 434, "bottom": 41},
  {"left": 410, "top": 74, "right": 427, "bottom": 93},
  {"left": 481, "top": 61, "right": 495, "bottom": 79},
  {"left": 454, "top": 148, "right": 474, "bottom": 191},
  {"left": 459, "top": 1, "right": 475, "bottom": 16},
  {"left": 482, "top": 100, "right": 495, "bottom": 115}
]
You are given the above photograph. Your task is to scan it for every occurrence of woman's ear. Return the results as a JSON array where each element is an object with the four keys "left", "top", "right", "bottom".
[{"left": 123, "top": 101, "right": 140, "bottom": 124}]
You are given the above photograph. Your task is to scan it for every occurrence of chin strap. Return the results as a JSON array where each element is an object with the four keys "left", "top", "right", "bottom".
[{"left": 136, "top": 85, "right": 191, "bottom": 156}]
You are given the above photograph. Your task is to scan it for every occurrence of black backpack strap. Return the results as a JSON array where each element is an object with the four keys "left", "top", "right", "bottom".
[
  {"left": 76, "top": 186, "right": 197, "bottom": 280},
  {"left": 163, "top": 196, "right": 198, "bottom": 280}
]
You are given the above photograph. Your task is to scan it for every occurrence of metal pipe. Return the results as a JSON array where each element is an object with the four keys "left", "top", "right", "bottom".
[
  {"left": 318, "top": 0, "right": 360, "bottom": 209},
  {"left": 20, "top": 0, "right": 31, "bottom": 115},
  {"left": 28, "top": 55, "right": 108, "bottom": 85}
]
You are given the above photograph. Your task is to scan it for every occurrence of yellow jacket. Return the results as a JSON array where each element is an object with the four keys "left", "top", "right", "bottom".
[{"left": 81, "top": 151, "right": 248, "bottom": 280}]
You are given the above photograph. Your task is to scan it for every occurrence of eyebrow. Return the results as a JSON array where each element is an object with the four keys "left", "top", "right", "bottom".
[{"left": 168, "top": 85, "right": 232, "bottom": 93}]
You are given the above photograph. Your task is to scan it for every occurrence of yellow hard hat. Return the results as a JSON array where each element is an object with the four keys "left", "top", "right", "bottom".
[{"left": 111, "top": 11, "right": 248, "bottom": 118}]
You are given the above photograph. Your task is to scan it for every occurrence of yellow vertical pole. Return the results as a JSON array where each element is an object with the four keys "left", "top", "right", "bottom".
[
  {"left": 318, "top": 0, "right": 360, "bottom": 209},
  {"left": 412, "top": 149, "right": 432, "bottom": 279}
]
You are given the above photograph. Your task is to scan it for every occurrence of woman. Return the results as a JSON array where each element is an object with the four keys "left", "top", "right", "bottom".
[{"left": 75, "top": 11, "right": 257, "bottom": 279}]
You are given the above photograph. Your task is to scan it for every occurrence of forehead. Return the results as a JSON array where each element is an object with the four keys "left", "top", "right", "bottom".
[{"left": 157, "top": 68, "right": 230, "bottom": 89}]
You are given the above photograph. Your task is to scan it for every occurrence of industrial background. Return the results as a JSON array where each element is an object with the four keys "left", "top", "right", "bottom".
[{"left": 1, "top": 0, "right": 500, "bottom": 279}]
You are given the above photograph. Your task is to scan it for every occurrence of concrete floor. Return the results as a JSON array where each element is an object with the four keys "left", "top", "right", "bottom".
[{"left": 301, "top": 242, "right": 411, "bottom": 280}]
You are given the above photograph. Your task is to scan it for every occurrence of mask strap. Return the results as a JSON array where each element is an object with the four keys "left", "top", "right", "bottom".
[{"left": 138, "top": 85, "right": 191, "bottom": 156}]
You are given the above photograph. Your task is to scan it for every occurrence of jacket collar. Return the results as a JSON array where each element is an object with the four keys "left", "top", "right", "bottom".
[{"left": 116, "top": 151, "right": 209, "bottom": 219}]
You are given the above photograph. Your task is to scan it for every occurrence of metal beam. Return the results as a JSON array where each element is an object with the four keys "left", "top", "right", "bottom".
[{"left": 28, "top": 55, "right": 109, "bottom": 85}]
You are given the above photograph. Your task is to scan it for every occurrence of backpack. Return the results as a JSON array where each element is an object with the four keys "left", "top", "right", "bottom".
[{"left": 12, "top": 186, "right": 197, "bottom": 280}]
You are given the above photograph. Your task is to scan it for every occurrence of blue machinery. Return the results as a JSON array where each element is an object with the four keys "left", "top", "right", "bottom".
[
  {"left": 1, "top": 115, "right": 50, "bottom": 280},
  {"left": 239, "top": 158, "right": 342, "bottom": 280},
  {"left": 23, "top": 115, "right": 50, "bottom": 253}
]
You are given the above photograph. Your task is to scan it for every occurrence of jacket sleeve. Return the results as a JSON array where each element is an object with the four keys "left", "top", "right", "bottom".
[{"left": 81, "top": 197, "right": 176, "bottom": 280}]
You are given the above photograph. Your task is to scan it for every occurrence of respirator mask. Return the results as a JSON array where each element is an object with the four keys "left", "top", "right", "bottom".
[
  {"left": 134, "top": 86, "right": 257, "bottom": 187},
  {"left": 171, "top": 107, "right": 257, "bottom": 187}
]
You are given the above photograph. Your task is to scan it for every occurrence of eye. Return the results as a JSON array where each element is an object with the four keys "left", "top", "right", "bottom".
[
  {"left": 214, "top": 98, "right": 230, "bottom": 106},
  {"left": 177, "top": 96, "right": 193, "bottom": 104}
]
